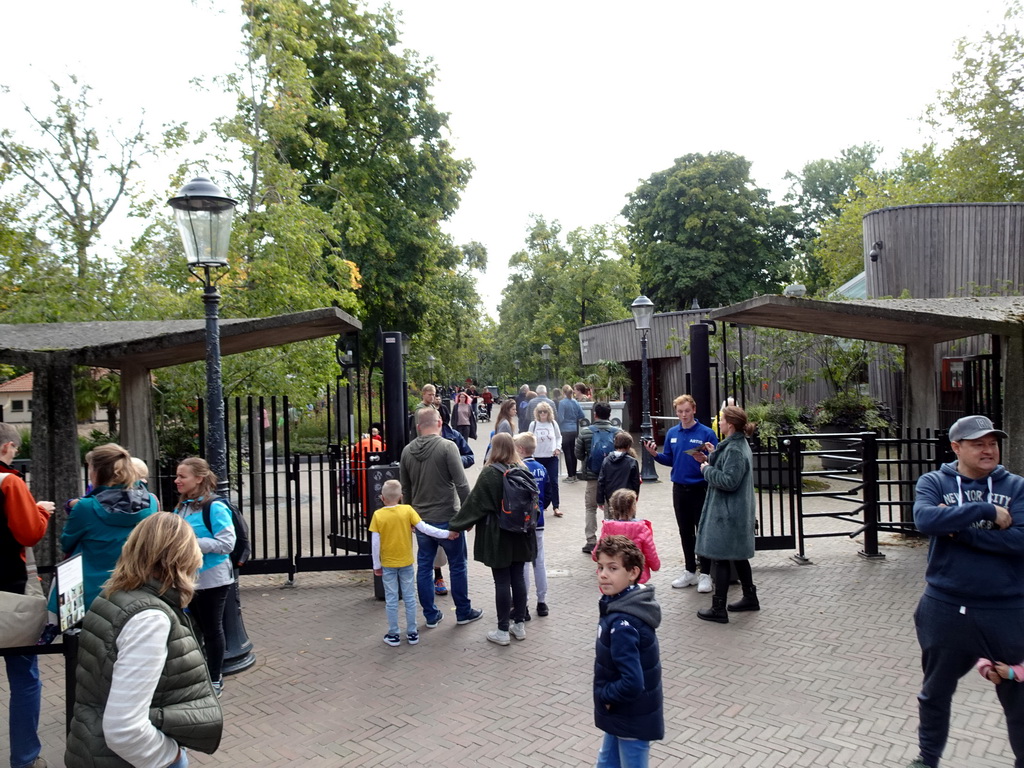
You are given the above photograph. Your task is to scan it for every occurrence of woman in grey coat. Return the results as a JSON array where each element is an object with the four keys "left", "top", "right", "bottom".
[{"left": 693, "top": 405, "right": 760, "bottom": 623}]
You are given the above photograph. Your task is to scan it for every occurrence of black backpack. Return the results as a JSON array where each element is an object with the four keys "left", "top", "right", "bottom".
[
  {"left": 201, "top": 495, "right": 252, "bottom": 569},
  {"left": 587, "top": 426, "right": 618, "bottom": 474},
  {"left": 494, "top": 463, "right": 539, "bottom": 534}
]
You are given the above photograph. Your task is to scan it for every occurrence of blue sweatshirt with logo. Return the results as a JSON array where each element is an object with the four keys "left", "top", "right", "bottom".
[
  {"left": 913, "top": 461, "right": 1024, "bottom": 608},
  {"left": 651, "top": 421, "right": 717, "bottom": 485}
]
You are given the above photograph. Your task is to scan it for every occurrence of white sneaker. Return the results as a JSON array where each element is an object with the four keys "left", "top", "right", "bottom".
[
  {"left": 671, "top": 570, "right": 699, "bottom": 589},
  {"left": 696, "top": 574, "right": 713, "bottom": 593},
  {"left": 487, "top": 629, "right": 510, "bottom": 646},
  {"left": 510, "top": 622, "right": 526, "bottom": 641}
]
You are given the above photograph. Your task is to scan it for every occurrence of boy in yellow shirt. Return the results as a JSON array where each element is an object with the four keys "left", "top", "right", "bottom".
[{"left": 371, "top": 479, "right": 459, "bottom": 646}]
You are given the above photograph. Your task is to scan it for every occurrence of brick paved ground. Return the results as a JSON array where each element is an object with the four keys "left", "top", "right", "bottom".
[{"left": 13, "top": 433, "right": 1021, "bottom": 767}]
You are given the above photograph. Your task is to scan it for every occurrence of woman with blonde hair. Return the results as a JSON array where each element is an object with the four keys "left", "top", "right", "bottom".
[
  {"left": 173, "top": 458, "right": 235, "bottom": 696},
  {"left": 450, "top": 433, "right": 538, "bottom": 646},
  {"left": 66, "top": 512, "right": 223, "bottom": 767},
  {"left": 54, "top": 443, "right": 159, "bottom": 612},
  {"left": 530, "top": 401, "right": 562, "bottom": 516}
]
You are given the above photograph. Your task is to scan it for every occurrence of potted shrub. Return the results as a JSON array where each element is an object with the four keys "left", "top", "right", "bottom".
[
  {"left": 813, "top": 392, "right": 893, "bottom": 470},
  {"left": 746, "top": 401, "right": 813, "bottom": 488}
]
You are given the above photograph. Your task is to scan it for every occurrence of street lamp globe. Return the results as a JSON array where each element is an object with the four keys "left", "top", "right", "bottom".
[
  {"left": 540, "top": 344, "right": 552, "bottom": 361},
  {"left": 630, "top": 295, "right": 655, "bottom": 332},
  {"left": 168, "top": 177, "right": 237, "bottom": 268}
]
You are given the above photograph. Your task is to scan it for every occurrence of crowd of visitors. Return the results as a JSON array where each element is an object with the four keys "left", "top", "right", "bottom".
[{"left": 10, "top": 362, "right": 1024, "bottom": 768}]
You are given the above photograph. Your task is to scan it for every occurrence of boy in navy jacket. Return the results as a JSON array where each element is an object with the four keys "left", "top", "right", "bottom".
[{"left": 593, "top": 535, "right": 663, "bottom": 767}]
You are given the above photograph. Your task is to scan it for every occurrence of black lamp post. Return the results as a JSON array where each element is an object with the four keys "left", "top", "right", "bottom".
[
  {"left": 426, "top": 354, "right": 435, "bottom": 383},
  {"left": 170, "top": 177, "right": 255, "bottom": 675},
  {"left": 541, "top": 344, "right": 552, "bottom": 390},
  {"left": 513, "top": 358, "right": 521, "bottom": 393},
  {"left": 169, "top": 177, "right": 237, "bottom": 498},
  {"left": 631, "top": 295, "right": 658, "bottom": 482}
]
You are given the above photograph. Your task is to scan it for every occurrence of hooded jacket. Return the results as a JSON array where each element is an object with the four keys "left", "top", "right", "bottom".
[
  {"left": 596, "top": 451, "right": 641, "bottom": 505},
  {"left": 399, "top": 434, "right": 471, "bottom": 524},
  {"left": 914, "top": 460, "right": 1024, "bottom": 608},
  {"left": 594, "top": 584, "right": 664, "bottom": 741},
  {"left": 55, "top": 486, "right": 158, "bottom": 611}
]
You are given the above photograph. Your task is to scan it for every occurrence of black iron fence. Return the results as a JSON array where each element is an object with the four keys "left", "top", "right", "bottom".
[
  {"left": 759, "top": 429, "right": 948, "bottom": 562},
  {"left": 156, "top": 390, "right": 375, "bottom": 581}
]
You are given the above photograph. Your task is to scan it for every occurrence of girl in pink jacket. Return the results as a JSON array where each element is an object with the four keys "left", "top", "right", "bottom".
[{"left": 593, "top": 489, "right": 660, "bottom": 584}]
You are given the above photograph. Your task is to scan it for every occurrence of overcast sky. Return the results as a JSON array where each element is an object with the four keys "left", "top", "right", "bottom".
[{"left": 0, "top": 0, "right": 1012, "bottom": 318}]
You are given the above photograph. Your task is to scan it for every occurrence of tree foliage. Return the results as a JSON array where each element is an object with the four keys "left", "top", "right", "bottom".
[
  {"left": 0, "top": 78, "right": 147, "bottom": 279},
  {"left": 231, "top": 0, "right": 476, "bottom": 362},
  {"left": 623, "top": 152, "right": 800, "bottom": 310},
  {"left": 495, "top": 217, "right": 638, "bottom": 385}
]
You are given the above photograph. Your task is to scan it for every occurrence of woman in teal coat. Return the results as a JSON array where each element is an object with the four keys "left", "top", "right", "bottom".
[
  {"left": 693, "top": 405, "right": 760, "bottom": 623},
  {"left": 450, "top": 432, "right": 537, "bottom": 647},
  {"left": 52, "top": 444, "right": 158, "bottom": 612}
]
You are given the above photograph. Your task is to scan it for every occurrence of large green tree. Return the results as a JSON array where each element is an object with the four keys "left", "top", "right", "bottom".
[
  {"left": 232, "top": 0, "right": 476, "bottom": 361},
  {"left": 783, "top": 144, "right": 881, "bottom": 294},
  {"left": 623, "top": 152, "right": 800, "bottom": 310},
  {"left": 496, "top": 217, "right": 638, "bottom": 383},
  {"left": 0, "top": 78, "right": 147, "bottom": 279}
]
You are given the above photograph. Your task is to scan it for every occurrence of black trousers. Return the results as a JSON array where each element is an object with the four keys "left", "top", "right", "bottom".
[
  {"left": 562, "top": 433, "right": 578, "bottom": 478},
  {"left": 713, "top": 559, "right": 753, "bottom": 600},
  {"left": 190, "top": 583, "right": 231, "bottom": 681},
  {"left": 672, "top": 482, "right": 709, "bottom": 574},
  {"left": 492, "top": 563, "right": 527, "bottom": 631}
]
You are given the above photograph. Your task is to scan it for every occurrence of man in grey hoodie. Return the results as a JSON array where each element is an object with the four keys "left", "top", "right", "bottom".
[{"left": 400, "top": 407, "right": 483, "bottom": 628}]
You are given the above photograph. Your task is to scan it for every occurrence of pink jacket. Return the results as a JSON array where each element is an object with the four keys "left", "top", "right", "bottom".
[
  {"left": 593, "top": 519, "right": 660, "bottom": 584},
  {"left": 977, "top": 658, "right": 1024, "bottom": 682}
]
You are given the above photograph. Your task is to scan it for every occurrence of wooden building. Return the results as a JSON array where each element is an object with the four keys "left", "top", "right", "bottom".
[{"left": 864, "top": 203, "right": 1024, "bottom": 426}]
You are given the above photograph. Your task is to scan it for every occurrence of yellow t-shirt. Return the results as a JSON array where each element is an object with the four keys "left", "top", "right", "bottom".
[{"left": 369, "top": 503, "right": 422, "bottom": 568}]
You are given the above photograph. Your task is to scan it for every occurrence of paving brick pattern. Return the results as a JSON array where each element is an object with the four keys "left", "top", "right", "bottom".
[{"left": 13, "top": 434, "right": 1021, "bottom": 766}]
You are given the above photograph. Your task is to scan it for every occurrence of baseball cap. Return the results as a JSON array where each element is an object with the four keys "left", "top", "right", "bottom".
[{"left": 948, "top": 415, "right": 1008, "bottom": 442}]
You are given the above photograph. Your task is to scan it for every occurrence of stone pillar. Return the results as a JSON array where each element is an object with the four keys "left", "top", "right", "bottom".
[
  {"left": 31, "top": 362, "right": 81, "bottom": 568},
  {"left": 900, "top": 342, "right": 940, "bottom": 521},
  {"left": 119, "top": 364, "right": 159, "bottom": 487},
  {"left": 903, "top": 342, "right": 938, "bottom": 437}
]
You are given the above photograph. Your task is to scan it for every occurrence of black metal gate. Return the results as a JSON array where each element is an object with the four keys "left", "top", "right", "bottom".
[
  {"left": 157, "top": 387, "right": 374, "bottom": 580},
  {"left": 775, "top": 429, "right": 945, "bottom": 562}
]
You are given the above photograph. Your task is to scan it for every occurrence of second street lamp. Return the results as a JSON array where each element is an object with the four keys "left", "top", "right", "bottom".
[
  {"left": 631, "top": 295, "right": 658, "bottom": 482},
  {"left": 169, "top": 177, "right": 237, "bottom": 497},
  {"left": 169, "top": 176, "right": 255, "bottom": 675},
  {"left": 541, "top": 344, "right": 552, "bottom": 390}
]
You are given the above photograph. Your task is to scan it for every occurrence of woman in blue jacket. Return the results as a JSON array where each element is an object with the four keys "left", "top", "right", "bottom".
[
  {"left": 54, "top": 443, "right": 158, "bottom": 612},
  {"left": 173, "top": 457, "right": 235, "bottom": 696}
]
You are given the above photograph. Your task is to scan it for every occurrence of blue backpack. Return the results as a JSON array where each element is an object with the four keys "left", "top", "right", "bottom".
[{"left": 587, "top": 426, "right": 618, "bottom": 474}]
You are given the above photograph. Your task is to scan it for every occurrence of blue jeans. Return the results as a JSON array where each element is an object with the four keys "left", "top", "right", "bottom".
[
  {"left": 416, "top": 523, "right": 472, "bottom": 622},
  {"left": 382, "top": 565, "right": 417, "bottom": 635},
  {"left": 167, "top": 747, "right": 188, "bottom": 768},
  {"left": 5, "top": 654, "right": 41, "bottom": 768},
  {"left": 595, "top": 733, "right": 650, "bottom": 768}
]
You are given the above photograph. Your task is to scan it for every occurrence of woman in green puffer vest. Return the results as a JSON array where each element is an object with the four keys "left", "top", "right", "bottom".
[{"left": 65, "top": 512, "right": 223, "bottom": 768}]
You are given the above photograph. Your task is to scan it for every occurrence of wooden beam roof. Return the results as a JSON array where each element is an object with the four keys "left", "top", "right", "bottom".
[
  {"left": 0, "top": 307, "right": 361, "bottom": 369},
  {"left": 708, "top": 296, "right": 1024, "bottom": 345}
]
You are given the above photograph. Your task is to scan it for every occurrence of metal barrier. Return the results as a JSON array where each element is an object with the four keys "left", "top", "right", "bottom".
[
  {"left": 157, "top": 391, "right": 373, "bottom": 582},
  {"left": 771, "top": 429, "right": 944, "bottom": 563}
]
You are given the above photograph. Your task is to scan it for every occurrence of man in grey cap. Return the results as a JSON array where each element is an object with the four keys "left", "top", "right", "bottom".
[{"left": 906, "top": 415, "right": 1024, "bottom": 768}]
